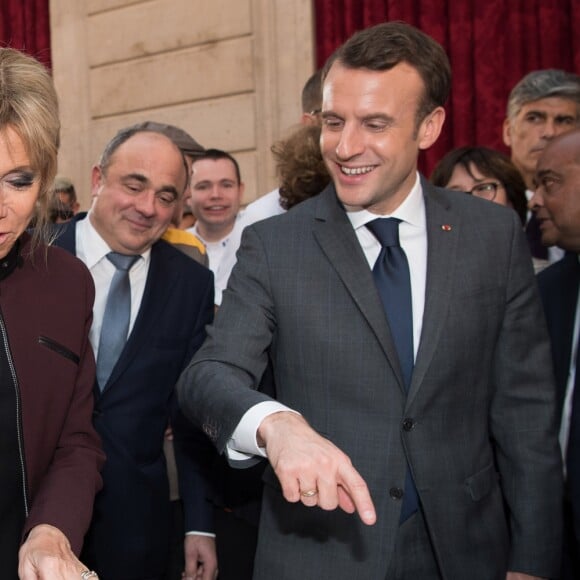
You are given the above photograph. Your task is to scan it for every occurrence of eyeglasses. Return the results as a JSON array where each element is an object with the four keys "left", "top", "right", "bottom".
[{"left": 465, "top": 182, "right": 500, "bottom": 201}]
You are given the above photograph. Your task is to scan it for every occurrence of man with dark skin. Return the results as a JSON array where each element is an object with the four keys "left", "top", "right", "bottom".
[{"left": 532, "top": 128, "right": 580, "bottom": 580}]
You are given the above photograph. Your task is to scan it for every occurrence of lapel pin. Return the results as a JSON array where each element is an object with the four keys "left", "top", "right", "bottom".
[{"left": 441, "top": 224, "right": 452, "bottom": 231}]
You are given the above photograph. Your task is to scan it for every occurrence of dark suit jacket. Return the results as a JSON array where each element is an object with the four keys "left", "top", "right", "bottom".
[
  {"left": 54, "top": 214, "right": 215, "bottom": 579},
  {"left": 538, "top": 252, "right": 580, "bottom": 534},
  {"left": 538, "top": 253, "right": 579, "bottom": 414},
  {"left": 178, "top": 181, "right": 562, "bottom": 580}
]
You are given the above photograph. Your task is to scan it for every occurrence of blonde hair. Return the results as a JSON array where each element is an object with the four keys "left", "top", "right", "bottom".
[{"left": 0, "top": 48, "right": 60, "bottom": 250}]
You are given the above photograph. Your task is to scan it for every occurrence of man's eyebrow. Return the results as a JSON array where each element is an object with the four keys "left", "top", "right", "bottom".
[
  {"left": 193, "top": 179, "right": 212, "bottom": 188},
  {"left": 122, "top": 173, "right": 148, "bottom": 184},
  {"left": 361, "top": 113, "right": 394, "bottom": 123},
  {"left": 122, "top": 173, "right": 179, "bottom": 197},
  {"left": 320, "top": 111, "right": 394, "bottom": 123},
  {"left": 554, "top": 114, "right": 577, "bottom": 122},
  {"left": 524, "top": 110, "right": 547, "bottom": 119}
]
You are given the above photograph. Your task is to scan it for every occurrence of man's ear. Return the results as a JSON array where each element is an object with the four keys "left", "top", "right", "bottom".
[
  {"left": 301, "top": 112, "right": 321, "bottom": 126},
  {"left": 418, "top": 107, "right": 445, "bottom": 151},
  {"left": 91, "top": 165, "right": 103, "bottom": 199},
  {"left": 502, "top": 118, "right": 512, "bottom": 147}
]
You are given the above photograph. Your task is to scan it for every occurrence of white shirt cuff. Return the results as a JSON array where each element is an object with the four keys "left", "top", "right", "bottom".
[
  {"left": 185, "top": 531, "right": 216, "bottom": 538},
  {"left": 227, "top": 401, "right": 297, "bottom": 460}
]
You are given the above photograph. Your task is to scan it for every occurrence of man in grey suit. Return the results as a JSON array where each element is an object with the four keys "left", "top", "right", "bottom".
[{"left": 178, "top": 22, "right": 562, "bottom": 580}]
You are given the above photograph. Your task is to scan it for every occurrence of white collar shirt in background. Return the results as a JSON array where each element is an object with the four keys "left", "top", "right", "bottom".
[{"left": 189, "top": 222, "right": 236, "bottom": 306}]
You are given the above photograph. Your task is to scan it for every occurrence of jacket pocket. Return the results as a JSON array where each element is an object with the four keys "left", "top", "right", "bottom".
[
  {"left": 38, "top": 335, "right": 80, "bottom": 365},
  {"left": 464, "top": 463, "right": 499, "bottom": 501}
]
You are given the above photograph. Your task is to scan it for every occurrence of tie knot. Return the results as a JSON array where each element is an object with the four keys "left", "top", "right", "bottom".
[
  {"left": 107, "top": 252, "right": 139, "bottom": 271},
  {"left": 367, "top": 218, "right": 401, "bottom": 247}
]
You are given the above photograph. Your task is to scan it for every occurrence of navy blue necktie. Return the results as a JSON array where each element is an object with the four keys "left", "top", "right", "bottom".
[
  {"left": 96, "top": 252, "right": 139, "bottom": 390},
  {"left": 367, "top": 218, "right": 419, "bottom": 522}
]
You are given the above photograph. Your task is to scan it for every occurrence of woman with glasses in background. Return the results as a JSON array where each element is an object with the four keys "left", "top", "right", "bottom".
[{"left": 430, "top": 145, "right": 528, "bottom": 226}]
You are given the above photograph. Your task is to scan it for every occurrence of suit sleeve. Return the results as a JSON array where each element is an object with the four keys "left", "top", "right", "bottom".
[
  {"left": 489, "top": 213, "right": 563, "bottom": 577},
  {"left": 172, "top": 270, "right": 218, "bottom": 533},
  {"left": 177, "top": 225, "right": 277, "bottom": 454}
]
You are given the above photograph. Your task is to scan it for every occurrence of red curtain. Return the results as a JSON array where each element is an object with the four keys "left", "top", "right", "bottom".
[
  {"left": 0, "top": 0, "right": 51, "bottom": 68},
  {"left": 314, "top": 0, "right": 580, "bottom": 175}
]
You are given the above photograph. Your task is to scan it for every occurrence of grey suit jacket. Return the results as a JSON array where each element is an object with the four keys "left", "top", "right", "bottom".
[{"left": 178, "top": 180, "right": 562, "bottom": 580}]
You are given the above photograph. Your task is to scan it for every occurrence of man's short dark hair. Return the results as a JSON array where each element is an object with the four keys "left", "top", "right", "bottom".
[
  {"left": 191, "top": 148, "right": 242, "bottom": 184},
  {"left": 322, "top": 21, "right": 451, "bottom": 126},
  {"left": 301, "top": 69, "right": 323, "bottom": 115}
]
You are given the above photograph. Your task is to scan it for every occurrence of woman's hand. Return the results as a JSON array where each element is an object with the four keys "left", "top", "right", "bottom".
[{"left": 18, "top": 524, "right": 97, "bottom": 580}]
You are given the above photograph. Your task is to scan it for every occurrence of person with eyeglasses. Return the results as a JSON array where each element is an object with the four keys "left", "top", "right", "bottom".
[{"left": 430, "top": 145, "right": 528, "bottom": 225}]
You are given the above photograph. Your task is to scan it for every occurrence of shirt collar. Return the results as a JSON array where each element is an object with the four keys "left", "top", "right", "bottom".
[
  {"left": 191, "top": 223, "right": 231, "bottom": 247},
  {"left": 346, "top": 172, "right": 424, "bottom": 231}
]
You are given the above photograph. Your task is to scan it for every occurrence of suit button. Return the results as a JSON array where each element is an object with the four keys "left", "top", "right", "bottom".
[
  {"left": 402, "top": 418, "right": 415, "bottom": 431},
  {"left": 389, "top": 487, "right": 404, "bottom": 500}
]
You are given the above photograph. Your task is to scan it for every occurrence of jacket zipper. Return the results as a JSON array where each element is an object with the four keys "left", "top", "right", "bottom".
[{"left": 0, "top": 314, "right": 29, "bottom": 517}]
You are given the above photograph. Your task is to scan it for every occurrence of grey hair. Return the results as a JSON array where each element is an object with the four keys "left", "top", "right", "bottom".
[{"left": 506, "top": 69, "right": 580, "bottom": 119}]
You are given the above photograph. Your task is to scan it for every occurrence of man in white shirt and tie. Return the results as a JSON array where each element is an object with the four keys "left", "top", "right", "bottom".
[
  {"left": 178, "top": 22, "right": 561, "bottom": 580},
  {"left": 54, "top": 124, "right": 217, "bottom": 580}
]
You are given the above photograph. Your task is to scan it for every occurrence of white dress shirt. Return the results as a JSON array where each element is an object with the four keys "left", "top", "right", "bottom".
[
  {"left": 560, "top": 257, "right": 580, "bottom": 475},
  {"left": 212, "top": 190, "right": 287, "bottom": 306},
  {"left": 188, "top": 223, "right": 238, "bottom": 306},
  {"left": 76, "top": 214, "right": 150, "bottom": 356},
  {"left": 238, "top": 188, "right": 286, "bottom": 227},
  {"left": 228, "top": 174, "right": 427, "bottom": 459}
]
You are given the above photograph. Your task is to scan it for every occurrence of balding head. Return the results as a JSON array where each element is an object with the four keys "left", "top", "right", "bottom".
[{"left": 530, "top": 128, "right": 580, "bottom": 251}]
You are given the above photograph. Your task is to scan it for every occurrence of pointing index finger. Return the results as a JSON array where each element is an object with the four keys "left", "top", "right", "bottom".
[{"left": 338, "top": 464, "right": 376, "bottom": 525}]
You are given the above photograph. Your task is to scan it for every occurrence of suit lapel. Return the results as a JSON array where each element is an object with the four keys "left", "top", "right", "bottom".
[
  {"left": 312, "top": 186, "right": 407, "bottom": 392},
  {"left": 407, "top": 183, "right": 458, "bottom": 407}
]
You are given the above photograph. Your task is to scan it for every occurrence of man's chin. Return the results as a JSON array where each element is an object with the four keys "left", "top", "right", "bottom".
[{"left": 540, "top": 233, "right": 558, "bottom": 248}]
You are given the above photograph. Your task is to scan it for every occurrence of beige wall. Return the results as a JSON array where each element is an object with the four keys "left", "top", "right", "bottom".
[{"left": 49, "top": 0, "right": 315, "bottom": 209}]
